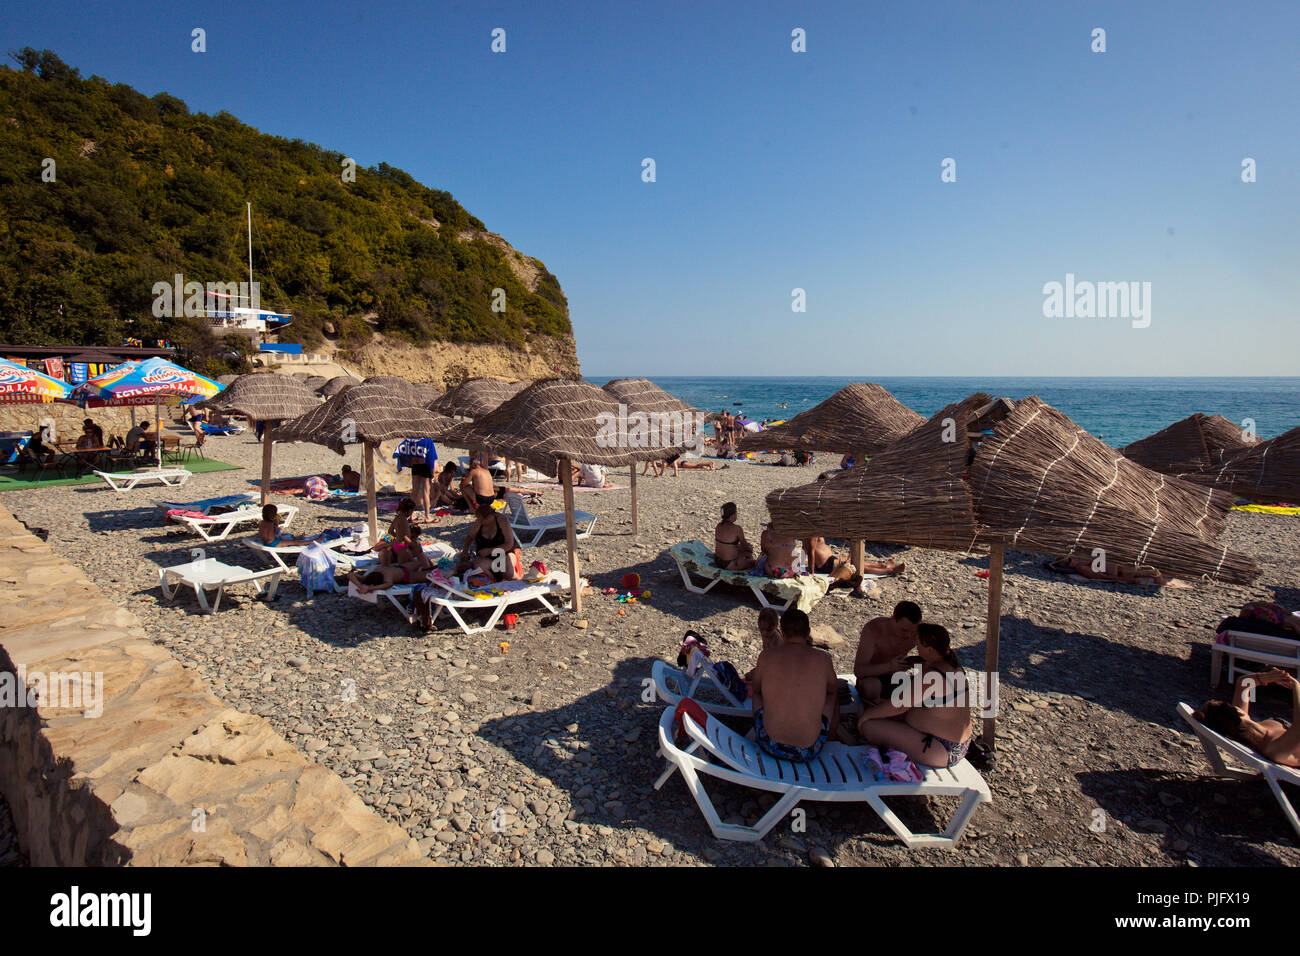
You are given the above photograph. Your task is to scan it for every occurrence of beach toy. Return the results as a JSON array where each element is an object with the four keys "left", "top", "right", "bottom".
[
  {"left": 618, "top": 609, "right": 625, "bottom": 616},
  {"left": 640, "top": 590, "right": 651, "bottom": 599},
  {"left": 601, "top": 587, "right": 617, "bottom": 595},
  {"left": 499, "top": 642, "right": 510, "bottom": 653},
  {"left": 504, "top": 613, "right": 518, "bottom": 630},
  {"left": 532, "top": 560, "right": 547, "bottom": 575},
  {"left": 491, "top": 499, "right": 506, "bottom": 511},
  {"left": 976, "top": 570, "right": 990, "bottom": 579},
  {"left": 621, "top": 572, "right": 641, "bottom": 591}
]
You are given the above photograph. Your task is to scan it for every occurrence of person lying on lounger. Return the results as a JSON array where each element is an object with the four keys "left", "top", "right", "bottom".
[
  {"left": 806, "top": 536, "right": 904, "bottom": 583},
  {"left": 349, "top": 527, "right": 434, "bottom": 594},
  {"left": 376, "top": 498, "right": 417, "bottom": 565},
  {"left": 853, "top": 600, "right": 923, "bottom": 700},
  {"left": 749, "top": 608, "right": 839, "bottom": 763},
  {"left": 258, "top": 505, "right": 316, "bottom": 547},
  {"left": 714, "top": 501, "right": 756, "bottom": 570},
  {"left": 857, "top": 623, "right": 974, "bottom": 768},
  {"left": 1194, "top": 668, "right": 1300, "bottom": 767}
]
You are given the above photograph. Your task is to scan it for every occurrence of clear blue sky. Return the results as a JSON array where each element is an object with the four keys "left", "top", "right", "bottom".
[{"left": 5, "top": 1, "right": 1297, "bottom": 376}]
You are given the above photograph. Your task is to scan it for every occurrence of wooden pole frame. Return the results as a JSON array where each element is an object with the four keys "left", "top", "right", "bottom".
[
  {"left": 629, "top": 464, "right": 639, "bottom": 537},
  {"left": 259, "top": 420, "right": 275, "bottom": 506},
  {"left": 364, "top": 440, "right": 379, "bottom": 547},
  {"left": 561, "top": 455, "right": 581, "bottom": 613},
  {"left": 981, "top": 543, "right": 1005, "bottom": 752}
]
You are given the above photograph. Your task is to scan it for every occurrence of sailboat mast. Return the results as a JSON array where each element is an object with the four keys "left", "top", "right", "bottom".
[{"left": 246, "top": 201, "right": 254, "bottom": 308}]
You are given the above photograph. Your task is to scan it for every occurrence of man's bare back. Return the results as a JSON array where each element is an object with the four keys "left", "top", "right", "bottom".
[{"left": 751, "top": 640, "right": 836, "bottom": 748}]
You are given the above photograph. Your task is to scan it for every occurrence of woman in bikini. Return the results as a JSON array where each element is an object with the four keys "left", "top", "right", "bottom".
[
  {"left": 458, "top": 503, "right": 522, "bottom": 581},
  {"left": 857, "top": 622, "right": 974, "bottom": 768},
  {"left": 1194, "top": 668, "right": 1300, "bottom": 767},
  {"left": 714, "top": 501, "right": 756, "bottom": 571},
  {"left": 433, "top": 462, "right": 460, "bottom": 506}
]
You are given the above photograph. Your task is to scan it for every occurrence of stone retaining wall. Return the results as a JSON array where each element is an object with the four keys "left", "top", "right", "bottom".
[{"left": 0, "top": 506, "right": 424, "bottom": 866}]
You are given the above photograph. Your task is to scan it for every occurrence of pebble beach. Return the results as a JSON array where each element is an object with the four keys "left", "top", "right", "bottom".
[{"left": 5, "top": 432, "right": 1298, "bottom": 868}]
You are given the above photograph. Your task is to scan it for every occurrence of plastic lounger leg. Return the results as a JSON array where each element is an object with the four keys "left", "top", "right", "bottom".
[
  {"left": 1264, "top": 771, "right": 1300, "bottom": 840},
  {"left": 1210, "top": 647, "right": 1223, "bottom": 686},
  {"left": 942, "top": 788, "right": 986, "bottom": 843}
]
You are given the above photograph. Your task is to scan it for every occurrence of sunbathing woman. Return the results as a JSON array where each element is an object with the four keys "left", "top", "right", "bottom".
[
  {"left": 714, "top": 502, "right": 756, "bottom": 570},
  {"left": 759, "top": 524, "right": 797, "bottom": 578},
  {"left": 1051, "top": 555, "right": 1166, "bottom": 586},
  {"left": 350, "top": 526, "right": 434, "bottom": 594},
  {"left": 433, "top": 461, "right": 460, "bottom": 506},
  {"left": 806, "top": 535, "right": 904, "bottom": 581},
  {"left": 1194, "top": 668, "right": 1300, "bottom": 767},
  {"left": 457, "top": 502, "right": 523, "bottom": 582},
  {"left": 857, "top": 623, "right": 974, "bottom": 768},
  {"left": 258, "top": 505, "right": 316, "bottom": 547}
]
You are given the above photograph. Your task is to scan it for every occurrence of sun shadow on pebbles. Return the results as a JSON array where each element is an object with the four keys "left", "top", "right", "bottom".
[{"left": 1077, "top": 767, "right": 1295, "bottom": 864}]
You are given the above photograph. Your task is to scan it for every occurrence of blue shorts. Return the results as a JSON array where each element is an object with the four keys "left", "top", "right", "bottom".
[{"left": 754, "top": 708, "right": 829, "bottom": 763}]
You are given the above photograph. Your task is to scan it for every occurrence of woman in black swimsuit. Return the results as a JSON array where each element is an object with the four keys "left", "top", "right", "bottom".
[
  {"left": 458, "top": 503, "right": 522, "bottom": 581},
  {"left": 714, "top": 501, "right": 756, "bottom": 570}
]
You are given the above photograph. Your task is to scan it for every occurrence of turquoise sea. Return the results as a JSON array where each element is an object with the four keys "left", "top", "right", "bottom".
[{"left": 584, "top": 377, "right": 1300, "bottom": 449}]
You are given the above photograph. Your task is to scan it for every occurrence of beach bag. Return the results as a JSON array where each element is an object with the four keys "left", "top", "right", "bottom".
[
  {"left": 712, "top": 661, "right": 748, "bottom": 702},
  {"left": 295, "top": 543, "right": 339, "bottom": 596}
]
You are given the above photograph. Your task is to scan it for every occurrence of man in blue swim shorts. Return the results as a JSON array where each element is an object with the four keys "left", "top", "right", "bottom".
[{"left": 749, "top": 607, "right": 840, "bottom": 762}]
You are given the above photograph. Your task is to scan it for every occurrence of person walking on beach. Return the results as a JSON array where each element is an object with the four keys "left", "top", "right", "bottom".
[
  {"left": 854, "top": 601, "right": 923, "bottom": 700},
  {"left": 748, "top": 608, "right": 839, "bottom": 762}
]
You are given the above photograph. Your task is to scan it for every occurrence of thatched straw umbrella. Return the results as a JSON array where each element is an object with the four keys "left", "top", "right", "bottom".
[
  {"left": 449, "top": 379, "right": 694, "bottom": 612},
  {"left": 433, "top": 378, "right": 530, "bottom": 419},
  {"left": 741, "top": 382, "right": 926, "bottom": 570},
  {"left": 1123, "top": 413, "right": 1258, "bottom": 477},
  {"left": 601, "top": 378, "right": 710, "bottom": 537},
  {"left": 196, "top": 374, "right": 322, "bottom": 505},
  {"left": 1188, "top": 424, "right": 1300, "bottom": 504},
  {"left": 272, "top": 378, "right": 460, "bottom": 544},
  {"left": 768, "top": 394, "right": 1258, "bottom": 752},
  {"left": 319, "top": 375, "right": 357, "bottom": 398}
]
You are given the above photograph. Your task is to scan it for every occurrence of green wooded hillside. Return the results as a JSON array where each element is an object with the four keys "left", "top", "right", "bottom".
[{"left": 0, "top": 49, "right": 571, "bottom": 365}]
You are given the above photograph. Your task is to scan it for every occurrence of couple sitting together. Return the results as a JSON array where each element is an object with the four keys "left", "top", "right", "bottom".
[
  {"left": 749, "top": 601, "right": 973, "bottom": 769},
  {"left": 713, "top": 501, "right": 904, "bottom": 583}
]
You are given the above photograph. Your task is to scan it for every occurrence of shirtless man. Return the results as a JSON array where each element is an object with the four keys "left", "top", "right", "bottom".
[
  {"left": 806, "top": 536, "right": 905, "bottom": 583},
  {"left": 749, "top": 608, "right": 838, "bottom": 762},
  {"left": 760, "top": 524, "right": 798, "bottom": 578},
  {"left": 461, "top": 453, "right": 496, "bottom": 511},
  {"left": 1194, "top": 668, "right": 1300, "bottom": 767},
  {"left": 853, "top": 600, "right": 923, "bottom": 700}
]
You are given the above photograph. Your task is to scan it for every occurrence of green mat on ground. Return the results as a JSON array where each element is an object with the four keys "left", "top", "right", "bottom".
[{"left": 0, "top": 456, "right": 242, "bottom": 491}]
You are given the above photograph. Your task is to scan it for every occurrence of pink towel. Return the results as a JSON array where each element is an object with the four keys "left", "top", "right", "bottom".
[{"left": 884, "top": 748, "right": 924, "bottom": 782}]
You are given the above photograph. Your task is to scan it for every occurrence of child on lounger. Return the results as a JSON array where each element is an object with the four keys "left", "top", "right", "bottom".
[
  {"left": 350, "top": 526, "right": 433, "bottom": 593},
  {"left": 258, "top": 505, "right": 315, "bottom": 547}
]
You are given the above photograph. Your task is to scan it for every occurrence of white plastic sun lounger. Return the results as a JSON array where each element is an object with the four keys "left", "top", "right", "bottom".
[
  {"left": 244, "top": 534, "right": 362, "bottom": 590},
  {"left": 419, "top": 572, "right": 572, "bottom": 634},
  {"left": 344, "top": 541, "right": 459, "bottom": 615},
  {"left": 158, "top": 558, "right": 282, "bottom": 613},
  {"left": 172, "top": 504, "right": 298, "bottom": 542},
  {"left": 654, "top": 706, "right": 990, "bottom": 848},
  {"left": 650, "top": 659, "right": 863, "bottom": 719},
  {"left": 95, "top": 467, "right": 192, "bottom": 491},
  {"left": 1211, "top": 631, "right": 1300, "bottom": 686},
  {"left": 499, "top": 493, "right": 597, "bottom": 547},
  {"left": 1178, "top": 702, "right": 1300, "bottom": 839},
  {"left": 153, "top": 492, "right": 256, "bottom": 514}
]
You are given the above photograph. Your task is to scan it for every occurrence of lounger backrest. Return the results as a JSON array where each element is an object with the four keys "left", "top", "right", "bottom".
[
  {"left": 504, "top": 492, "right": 530, "bottom": 525},
  {"left": 1178, "top": 701, "right": 1269, "bottom": 771}
]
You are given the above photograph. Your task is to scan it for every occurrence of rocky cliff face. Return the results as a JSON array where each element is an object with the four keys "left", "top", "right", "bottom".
[{"left": 344, "top": 334, "right": 579, "bottom": 389}]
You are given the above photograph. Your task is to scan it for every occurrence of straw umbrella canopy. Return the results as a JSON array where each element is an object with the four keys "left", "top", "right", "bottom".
[
  {"left": 1123, "top": 413, "right": 1258, "bottom": 477},
  {"left": 741, "top": 382, "right": 926, "bottom": 570},
  {"left": 271, "top": 377, "right": 460, "bottom": 543},
  {"left": 737, "top": 383, "right": 924, "bottom": 455},
  {"left": 601, "top": 378, "right": 711, "bottom": 537},
  {"left": 433, "top": 377, "right": 530, "bottom": 419},
  {"left": 449, "top": 379, "right": 695, "bottom": 612},
  {"left": 1186, "top": 424, "right": 1300, "bottom": 504},
  {"left": 318, "top": 375, "right": 356, "bottom": 397},
  {"left": 768, "top": 394, "right": 1258, "bottom": 752},
  {"left": 196, "top": 374, "right": 323, "bottom": 505},
  {"left": 301, "top": 375, "right": 329, "bottom": 392}
]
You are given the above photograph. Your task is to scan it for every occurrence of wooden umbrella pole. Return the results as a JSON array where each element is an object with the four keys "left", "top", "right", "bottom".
[
  {"left": 629, "top": 464, "right": 638, "bottom": 537},
  {"left": 364, "top": 441, "right": 379, "bottom": 547},
  {"left": 981, "top": 543, "right": 1005, "bottom": 752},
  {"left": 849, "top": 449, "right": 867, "bottom": 571},
  {"left": 259, "top": 420, "right": 275, "bottom": 506},
  {"left": 561, "top": 456, "right": 581, "bottom": 613}
]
